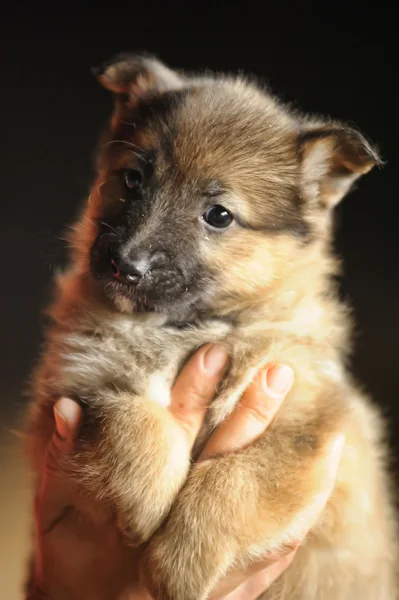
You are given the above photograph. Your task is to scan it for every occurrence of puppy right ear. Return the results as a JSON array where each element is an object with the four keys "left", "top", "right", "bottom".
[{"left": 93, "top": 53, "right": 184, "bottom": 115}]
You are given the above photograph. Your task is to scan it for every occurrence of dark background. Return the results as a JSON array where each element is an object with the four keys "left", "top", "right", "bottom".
[{"left": 1, "top": 9, "right": 398, "bottom": 466}]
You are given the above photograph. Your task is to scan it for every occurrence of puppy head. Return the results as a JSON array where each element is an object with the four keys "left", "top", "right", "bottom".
[{"left": 80, "top": 54, "right": 380, "bottom": 319}]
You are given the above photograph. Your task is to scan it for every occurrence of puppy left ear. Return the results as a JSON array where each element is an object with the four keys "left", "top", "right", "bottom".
[
  {"left": 299, "top": 125, "right": 382, "bottom": 208},
  {"left": 94, "top": 53, "right": 184, "bottom": 101},
  {"left": 93, "top": 53, "right": 185, "bottom": 127}
]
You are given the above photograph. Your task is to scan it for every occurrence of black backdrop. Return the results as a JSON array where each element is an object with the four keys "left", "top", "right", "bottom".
[{"left": 1, "top": 9, "right": 398, "bottom": 466}]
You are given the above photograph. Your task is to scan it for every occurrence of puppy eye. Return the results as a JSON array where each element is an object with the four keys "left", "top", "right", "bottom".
[
  {"left": 203, "top": 205, "right": 234, "bottom": 229},
  {"left": 123, "top": 169, "right": 142, "bottom": 190}
]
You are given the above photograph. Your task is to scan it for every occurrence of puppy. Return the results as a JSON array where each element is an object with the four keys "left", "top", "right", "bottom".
[{"left": 26, "top": 54, "right": 398, "bottom": 599}]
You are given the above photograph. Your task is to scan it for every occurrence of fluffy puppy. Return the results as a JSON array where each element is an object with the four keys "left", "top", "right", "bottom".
[{"left": 26, "top": 54, "right": 398, "bottom": 599}]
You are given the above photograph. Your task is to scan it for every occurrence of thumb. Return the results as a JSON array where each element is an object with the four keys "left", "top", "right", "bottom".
[
  {"left": 36, "top": 398, "right": 82, "bottom": 533},
  {"left": 44, "top": 398, "right": 82, "bottom": 474}
]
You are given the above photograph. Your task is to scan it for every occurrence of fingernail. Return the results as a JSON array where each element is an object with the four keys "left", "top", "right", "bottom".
[
  {"left": 55, "top": 397, "right": 82, "bottom": 430},
  {"left": 203, "top": 344, "right": 229, "bottom": 375},
  {"left": 264, "top": 364, "right": 294, "bottom": 397},
  {"left": 54, "top": 407, "right": 68, "bottom": 440}
]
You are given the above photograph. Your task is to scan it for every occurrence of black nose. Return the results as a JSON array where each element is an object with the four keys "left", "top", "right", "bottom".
[{"left": 111, "top": 255, "right": 150, "bottom": 284}]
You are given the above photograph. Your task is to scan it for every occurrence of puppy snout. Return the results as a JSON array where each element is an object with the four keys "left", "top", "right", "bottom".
[
  {"left": 111, "top": 255, "right": 149, "bottom": 284},
  {"left": 111, "top": 250, "right": 170, "bottom": 284}
]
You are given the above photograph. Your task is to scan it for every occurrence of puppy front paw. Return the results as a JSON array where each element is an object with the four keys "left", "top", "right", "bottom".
[{"left": 76, "top": 393, "right": 193, "bottom": 545}]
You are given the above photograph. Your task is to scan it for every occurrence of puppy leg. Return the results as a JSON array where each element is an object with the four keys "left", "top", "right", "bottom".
[
  {"left": 144, "top": 421, "right": 338, "bottom": 600},
  {"left": 72, "top": 391, "right": 192, "bottom": 545}
]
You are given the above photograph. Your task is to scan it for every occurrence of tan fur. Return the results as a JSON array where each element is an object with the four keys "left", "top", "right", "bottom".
[{"left": 26, "top": 55, "right": 397, "bottom": 599}]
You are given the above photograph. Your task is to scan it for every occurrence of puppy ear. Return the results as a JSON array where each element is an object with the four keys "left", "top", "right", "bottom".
[
  {"left": 94, "top": 53, "right": 184, "bottom": 108},
  {"left": 299, "top": 124, "right": 382, "bottom": 208}
]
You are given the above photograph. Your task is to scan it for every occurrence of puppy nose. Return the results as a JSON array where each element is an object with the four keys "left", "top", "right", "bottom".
[{"left": 111, "top": 255, "right": 150, "bottom": 284}]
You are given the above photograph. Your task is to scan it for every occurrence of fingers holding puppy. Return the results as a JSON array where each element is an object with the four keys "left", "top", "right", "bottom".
[
  {"left": 199, "top": 363, "right": 294, "bottom": 460},
  {"left": 170, "top": 343, "right": 230, "bottom": 448}
]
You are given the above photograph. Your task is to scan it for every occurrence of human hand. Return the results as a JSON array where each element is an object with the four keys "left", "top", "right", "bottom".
[{"left": 28, "top": 347, "right": 343, "bottom": 600}]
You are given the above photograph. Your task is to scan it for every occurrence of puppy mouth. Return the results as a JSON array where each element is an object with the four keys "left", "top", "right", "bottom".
[
  {"left": 96, "top": 259, "right": 192, "bottom": 312},
  {"left": 90, "top": 233, "right": 204, "bottom": 314},
  {"left": 104, "top": 275, "right": 191, "bottom": 313}
]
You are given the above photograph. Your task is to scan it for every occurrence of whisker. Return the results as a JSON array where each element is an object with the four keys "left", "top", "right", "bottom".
[
  {"left": 84, "top": 216, "right": 97, "bottom": 228},
  {"left": 67, "top": 223, "right": 85, "bottom": 234},
  {"left": 100, "top": 221, "right": 118, "bottom": 235},
  {"left": 102, "top": 139, "right": 147, "bottom": 161},
  {"left": 127, "top": 150, "right": 146, "bottom": 160},
  {"left": 89, "top": 179, "right": 109, "bottom": 204},
  {"left": 119, "top": 120, "right": 138, "bottom": 131}
]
